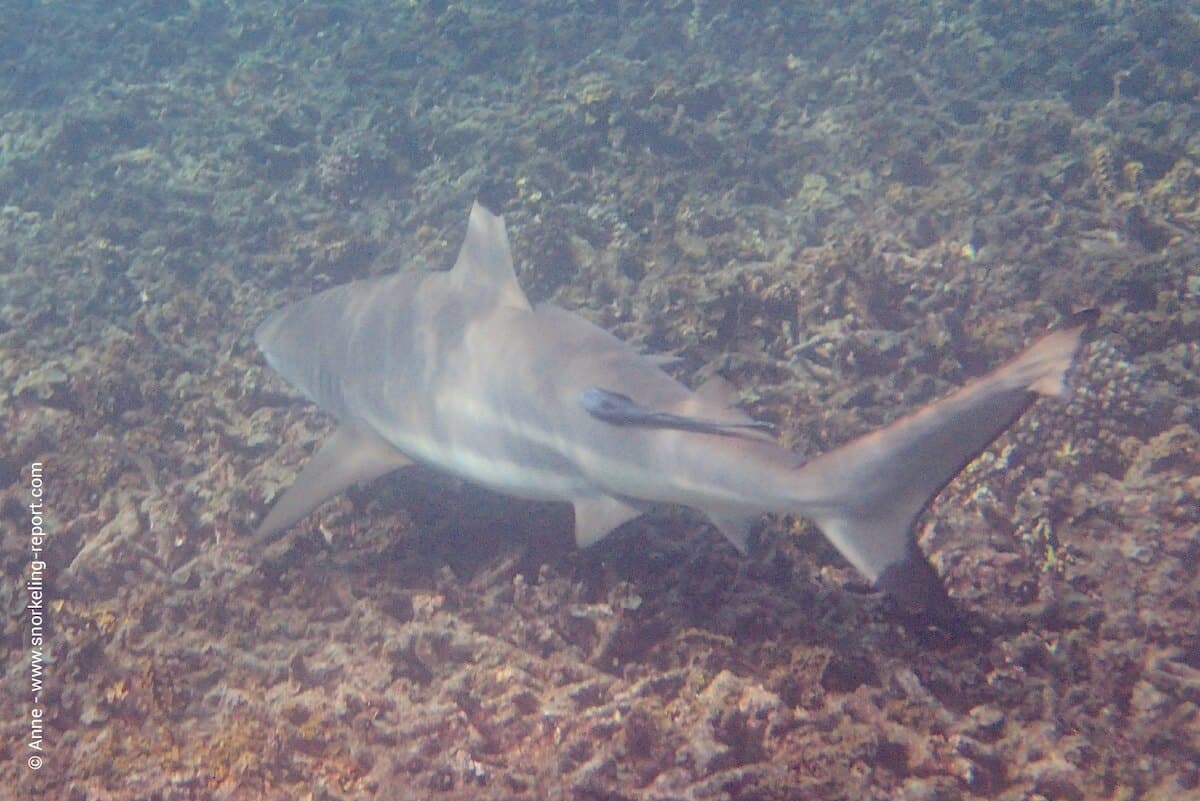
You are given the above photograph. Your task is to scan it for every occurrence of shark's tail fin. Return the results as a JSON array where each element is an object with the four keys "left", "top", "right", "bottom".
[{"left": 795, "top": 311, "right": 1098, "bottom": 618}]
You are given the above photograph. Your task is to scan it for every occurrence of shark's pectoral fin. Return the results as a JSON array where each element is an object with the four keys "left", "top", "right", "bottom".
[
  {"left": 254, "top": 423, "right": 413, "bottom": 545},
  {"left": 572, "top": 495, "right": 642, "bottom": 548}
]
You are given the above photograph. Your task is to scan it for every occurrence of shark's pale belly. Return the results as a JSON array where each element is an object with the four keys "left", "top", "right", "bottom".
[{"left": 361, "top": 399, "right": 594, "bottom": 503}]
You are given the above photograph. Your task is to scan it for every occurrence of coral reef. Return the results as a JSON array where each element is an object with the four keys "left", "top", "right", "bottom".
[{"left": 1, "top": 0, "right": 1197, "bottom": 799}]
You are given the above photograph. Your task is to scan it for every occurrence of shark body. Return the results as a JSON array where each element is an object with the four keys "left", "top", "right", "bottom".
[{"left": 254, "top": 202, "right": 1093, "bottom": 614}]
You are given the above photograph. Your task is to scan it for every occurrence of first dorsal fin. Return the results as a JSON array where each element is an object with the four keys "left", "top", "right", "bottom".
[{"left": 451, "top": 201, "right": 531, "bottom": 311}]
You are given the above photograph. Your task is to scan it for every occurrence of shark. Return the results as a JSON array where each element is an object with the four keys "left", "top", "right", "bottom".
[{"left": 253, "top": 201, "right": 1095, "bottom": 617}]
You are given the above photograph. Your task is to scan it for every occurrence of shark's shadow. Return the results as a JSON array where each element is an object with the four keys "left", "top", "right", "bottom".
[{"left": 257, "top": 465, "right": 997, "bottom": 683}]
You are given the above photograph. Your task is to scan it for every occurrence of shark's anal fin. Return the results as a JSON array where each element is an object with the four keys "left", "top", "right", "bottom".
[
  {"left": 706, "top": 514, "right": 756, "bottom": 554},
  {"left": 254, "top": 423, "right": 413, "bottom": 546},
  {"left": 572, "top": 495, "right": 642, "bottom": 548}
]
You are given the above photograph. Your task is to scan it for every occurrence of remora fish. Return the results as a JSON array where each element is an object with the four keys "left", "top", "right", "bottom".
[{"left": 253, "top": 202, "right": 1094, "bottom": 614}]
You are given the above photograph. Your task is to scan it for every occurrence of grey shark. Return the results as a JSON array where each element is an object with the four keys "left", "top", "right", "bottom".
[{"left": 253, "top": 202, "right": 1094, "bottom": 614}]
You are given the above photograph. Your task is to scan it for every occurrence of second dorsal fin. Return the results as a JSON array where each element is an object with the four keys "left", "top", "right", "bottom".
[{"left": 693, "top": 375, "right": 741, "bottom": 409}]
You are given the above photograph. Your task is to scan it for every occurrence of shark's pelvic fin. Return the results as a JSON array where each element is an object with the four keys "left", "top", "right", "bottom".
[
  {"left": 451, "top": 201, "right": 532, "bottom": 312},
  {"left": 255, "top": 423, "right": 413, "bottom": 545},
  {"left": 573, "top": 494, "right": 642, "bottom": 548},
  {"left": 796, "top": 310, "right": 1097, "bottom": 611}
]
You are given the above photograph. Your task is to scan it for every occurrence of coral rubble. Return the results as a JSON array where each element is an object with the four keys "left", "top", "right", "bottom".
[{"left": 1, "top": 1, "right": 1197, "bottom": 799}]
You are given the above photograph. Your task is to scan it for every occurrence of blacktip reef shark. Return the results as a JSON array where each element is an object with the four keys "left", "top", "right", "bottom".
[{"left": 253, "top": 201, "right": 1095, "bottom": 619}]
